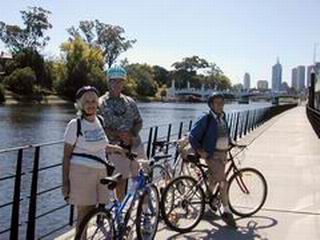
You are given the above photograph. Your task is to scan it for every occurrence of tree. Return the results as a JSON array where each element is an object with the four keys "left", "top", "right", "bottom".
[
  {"left": 126, "top": 63, "right": 158, "bottom": 97},
  {"left": 67, "top": 20, "right": 136, "bottom": 67},
  {"left": 0, "top": 7, "right": 52, "bottom": 53},
  {"left": 54, "top": 37, "right": 107, "bottom": 100},
  {"left": 172, "top": 56, "right": 209, "bottom": 73},
  {"left": 153, "top": 65, "right": 170, "bottom": 87},
  {"left": 4, "top": 67, "right": 36, "bottom": 95},
  {"left": 0, "top": 7, "right": 52, "bottom": 88},
  {"left": 171, "top": 56, "right": 209, "bottom": 89}
]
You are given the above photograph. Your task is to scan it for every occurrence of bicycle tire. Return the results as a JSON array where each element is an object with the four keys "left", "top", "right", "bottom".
[
  {"left": 160, "top": 175, "right": 205, "bottom": 233},
  {"left": 150, "top": 164, "right": 171, "bottom": 195},
  {"left": 75, "top": 207, "right": 113, "bottom": 240},
  {"left": 228, "top": 167, "right": 268, "bottom": 217},
  {"left": 136, "top": 184, "right": 160, "bottom": 240}
]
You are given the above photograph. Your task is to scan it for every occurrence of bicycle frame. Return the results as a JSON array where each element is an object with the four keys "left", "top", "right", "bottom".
[
  {"left": 108, "top": 168, "right": 151, "bottom": 238},
  {"left": 183, "top": 146, "right": 248, "bottom": 201}
]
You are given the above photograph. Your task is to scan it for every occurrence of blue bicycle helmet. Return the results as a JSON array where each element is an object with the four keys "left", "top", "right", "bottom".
[{"left": 106, "top": 66, "right": 127, "bottom": 80}]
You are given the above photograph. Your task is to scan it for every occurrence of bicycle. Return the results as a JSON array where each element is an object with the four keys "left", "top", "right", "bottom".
[
  {"left": 160, "top": 143, "right": 268, "bottom": 233},
  {"left": 75, "top": 152, "right": 160, "bottom": 240},
  {"left": 148, "top": 140, "right": 187, "bottom": 196}
]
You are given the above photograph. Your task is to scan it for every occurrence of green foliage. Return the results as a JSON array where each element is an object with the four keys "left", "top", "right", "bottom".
[
  {"left": 153, "top": 65, "right": 170, "bottom": 86},
  {"left": 4, "top": 67, "right": 36, "bottom": 95},
  {"left": 123, "top": 76, "right": 138, "bottom": 97},
  {"left": 0, "top": 84, "right": 5, "bottom": 103},
  {"left": 13, "top": 48, "right": 51, "bottom": 88},
  {"left": 67, "top": 20, "right": 136, "bottom": 67},
  {"left": 54, "top": 37, "right": 107, "bottom": 100},
  {"left": 127, "top": 64, "right": 158, "bottom": 97},
  {"left": 0, "top": 7, "right": 52, "bottom": 53}
]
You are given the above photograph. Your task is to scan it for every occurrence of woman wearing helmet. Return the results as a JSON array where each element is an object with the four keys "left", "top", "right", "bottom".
[
  {"left": 99, "top": 66, "right": 146, "bottom": 200},
  {"left": 62, "top": 86, "right": 127, "bottom": 236},
  {"left": 189, "top": 92, "right": 237, "bottom": 228}
]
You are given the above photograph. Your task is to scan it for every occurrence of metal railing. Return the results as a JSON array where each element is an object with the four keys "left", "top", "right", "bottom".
[
  {"left": 0, "top": 103, "right": 297, "bottom": 240},
  {"left": 306, "top": 106, "right": 320, "bottom": 138}
]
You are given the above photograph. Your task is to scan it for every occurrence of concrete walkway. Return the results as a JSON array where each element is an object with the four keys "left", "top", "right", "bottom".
[
  {"left": 156, "top": 106, "right": 320, "bottom": 239},
  {"left": 57, "top": 106, "right": 320, "bottom": 240}
]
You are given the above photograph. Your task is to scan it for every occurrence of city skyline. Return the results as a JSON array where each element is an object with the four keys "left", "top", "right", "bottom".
[{"left": 1, "top": 0, "right": 319, "bottom": 88}]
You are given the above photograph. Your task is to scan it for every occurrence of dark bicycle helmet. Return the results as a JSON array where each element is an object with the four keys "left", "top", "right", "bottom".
[
  {"left": 76, "top": 86, "right": 99, "bottom": 100},
  {"left": 207, "top": 92, "right": 225, "bottom": 107}
]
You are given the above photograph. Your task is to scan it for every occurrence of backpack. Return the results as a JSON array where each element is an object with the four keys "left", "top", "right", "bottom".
[
  {"left": 76, "top": 115, "right": 105, "bottom": 137},
  {"left": 177, "top": 112, "right": 212, "bottom": 158}
]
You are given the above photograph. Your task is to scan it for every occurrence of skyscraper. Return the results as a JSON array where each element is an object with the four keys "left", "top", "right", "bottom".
[
  {"left": 307, "top": 65, "right": 314, "bottom": 88},
  {"left": 272, "top": 58, "right": 282, "bottom": 92},
  {"left": 292, "top": 68, "right": 298, "bottom": 90},
  {"left": 296, "top": 65, "right": 305, "bottom": 91},
  {"left": 243, "top": 72, "right": 251, "bottom": 91}
]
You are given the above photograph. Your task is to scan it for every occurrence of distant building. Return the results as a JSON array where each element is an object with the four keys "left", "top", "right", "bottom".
[
  {"left": 296, "top": 65, "right": 305, "bottom": 91},
  {"left": 281, "top": 82, "right": 290, "bottom": 93},
  {"left": 0, "top": 51, "right": 12, "bottom": 76},
  {"left": 243, "top": 72, "right": 251, "bottom": 91},
  {"left": 257, "top": 80, "right": 268, "bottom": 91},
  {"left": 307, "top": 65, "right": 314, "bottom": 88},
  {"left": 292, "top": 68, "right": 298, "bottom": 90},
  {"left": 272, "top": 58, "right": 282, "bottom": 92}
]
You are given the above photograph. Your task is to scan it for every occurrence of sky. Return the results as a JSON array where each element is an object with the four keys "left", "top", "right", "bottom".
[{"left": 1, "top": 0, "right": 319, "bottom": 87}]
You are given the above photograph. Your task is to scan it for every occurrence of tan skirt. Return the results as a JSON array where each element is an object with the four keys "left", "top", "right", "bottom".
[{"left": 69, "top": 163, "right": 111, "bottom": 206}]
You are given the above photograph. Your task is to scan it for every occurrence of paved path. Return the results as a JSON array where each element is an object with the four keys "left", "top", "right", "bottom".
[
  {"left": 156, "top": 106, "right": 320, "bottom": 239},
  {"left": 57, "top": 106, "right": 320, "bottom": 240}
]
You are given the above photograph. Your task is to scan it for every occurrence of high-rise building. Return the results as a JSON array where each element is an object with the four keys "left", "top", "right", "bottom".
[
  {"left": 307, "top": 65, "right": 314, "bottom": 88},
  {"left": 292, "top": 68, "right": 298, "bottom": 90},
  {"left": 272, "top": 58, "right": 282, "bottom": 92},
  {"left": 243, "top": 73, "right": 251, "bottom": 91},
  {"left": 296, "top": 65, "right": 305, "bottom": 91},
  {"left": 257, "top": 80, "right": 268, "bottom": 91}
]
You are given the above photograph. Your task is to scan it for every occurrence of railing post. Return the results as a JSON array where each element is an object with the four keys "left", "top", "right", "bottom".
[
  {"left": 252, "top": 110, "right": 257, "bottom": 130},
  {"left": 233, "top": 112, "right": 240, "bottom": 142},
  {"left": 69, "top": 205, "right": 74, "bottom": 226},
  {"left": 26, "top": 147, "right": 40, "bottom": 240},
  {"left": 178, "top": 122, "right": 184, "bottom": 139},
  {"left": 188, "top": 120, "right": 193, "bottom": 131},
  {"left": 151, "top": 126, "right": 158, "bottom": 157},
  {"left": 239, "top": 113, "right": 244, "bottom": 139},
  {"left": 244, "top": 111, "right": 250, "bottom": 136},
  {"left": 166, "top": 124, "right": 172, "bottom": 153},
  {"left": 146, "top": 127, "right": 153, "bottom": 159},
  {"left": 10, "top": 149, "right": 23, "bottom": 240},
  {"left": 174, "top": 122, "right": 184, "bottom": 162}
]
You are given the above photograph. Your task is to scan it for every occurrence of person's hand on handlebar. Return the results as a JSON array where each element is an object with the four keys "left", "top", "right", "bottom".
[{"left": 106, "top": 144, "right": 128, "bottom": 156}]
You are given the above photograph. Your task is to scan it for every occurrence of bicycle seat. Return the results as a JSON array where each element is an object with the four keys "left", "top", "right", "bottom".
[
  {"left": 185, "top": 154, "right": 200, "bottom": 164},
  {"left": 100, "top": 173, "right": 122, "bottom": 190}
]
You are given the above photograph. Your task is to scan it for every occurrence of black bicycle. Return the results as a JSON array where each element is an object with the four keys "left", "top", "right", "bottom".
[{"left": 160, "top": 143, "right": 268, "bottom": 233}]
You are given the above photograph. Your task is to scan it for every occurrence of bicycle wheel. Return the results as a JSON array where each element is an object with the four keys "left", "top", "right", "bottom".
[
  {"left": 228, "top": 167, "right": 268, "bottom": 217},
  {"left": 151, "top": 164, "right": 171, "bottom": 195},
  {"left": 75, "top": 207, "right": 113, "bottom": 240},
  {"left": 136, "top": 184, "right": 160, "bottom": 240},
  {"left": 160, "top": 176, "right": 205, "bottom": 233}
]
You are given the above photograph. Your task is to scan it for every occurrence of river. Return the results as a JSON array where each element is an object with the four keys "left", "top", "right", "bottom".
[{"left": 0, "top": 101, "right": 270, "bottom": 239}]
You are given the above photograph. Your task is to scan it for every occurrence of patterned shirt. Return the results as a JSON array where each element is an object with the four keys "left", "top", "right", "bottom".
[
  {"left": 99, "top": 92, "right": 143, "bottom": 145},
  {"left": 211, "top": 111, "right": 229, "bottom": 150}
]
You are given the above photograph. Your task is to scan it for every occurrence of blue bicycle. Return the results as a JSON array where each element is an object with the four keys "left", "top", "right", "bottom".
[{"left": 75, "top": 153, "right": 160, "bottom": 240}]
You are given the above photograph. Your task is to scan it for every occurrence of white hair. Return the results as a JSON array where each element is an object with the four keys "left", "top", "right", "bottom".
[{"left": 74, "top": 91, "right": 99, "bottom": 116}]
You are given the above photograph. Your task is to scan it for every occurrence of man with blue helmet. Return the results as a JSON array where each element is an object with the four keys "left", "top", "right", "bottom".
[
  {"left": 99, "top": 65, "right": 146, "bottom": 200},
  {"left": 189, "top": 92, "right": 237, "bottom": 228}
]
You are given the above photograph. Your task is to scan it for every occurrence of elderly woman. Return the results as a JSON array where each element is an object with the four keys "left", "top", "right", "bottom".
[{"left": 62, "top": 86, "right": 126, "bottom": 235}]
